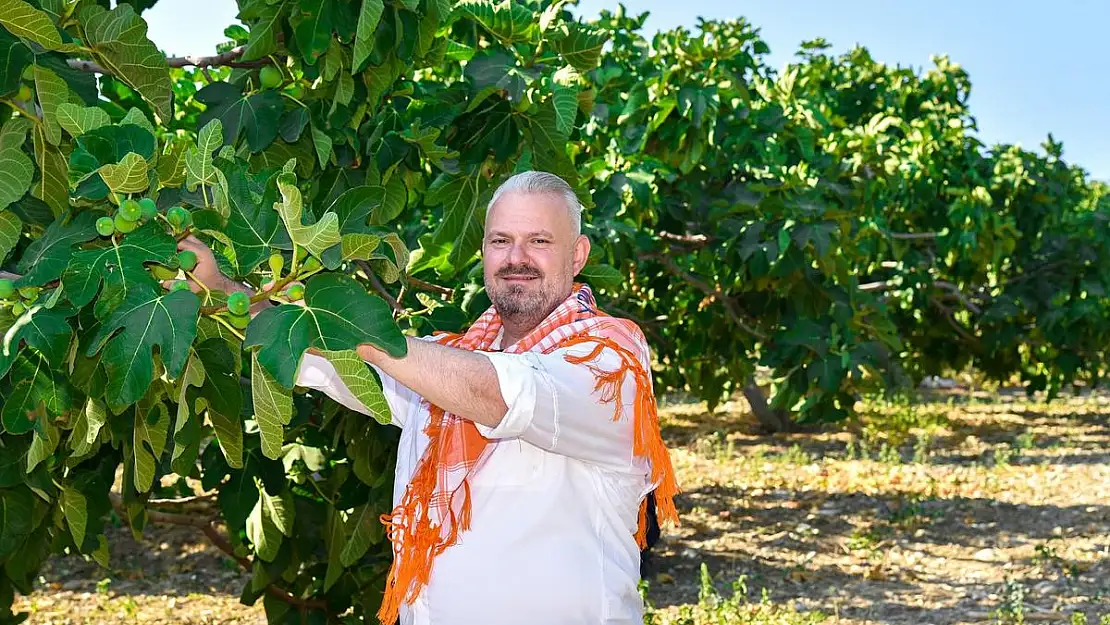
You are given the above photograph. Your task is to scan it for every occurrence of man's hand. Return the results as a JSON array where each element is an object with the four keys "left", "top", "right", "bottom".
[
  {"left": 162, "top": 235, "right": 234, "bottom": 294},
  {"left": 163, "top": 235, "right": 297, "bottom": 317}
]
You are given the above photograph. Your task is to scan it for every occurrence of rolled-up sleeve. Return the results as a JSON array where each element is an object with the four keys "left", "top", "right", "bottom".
[
  {"left": 294, "top": 352, "right": 417, "bottom": 428},
  {"left": 474, "top": 342, "right": 640, "bottom": 474}
]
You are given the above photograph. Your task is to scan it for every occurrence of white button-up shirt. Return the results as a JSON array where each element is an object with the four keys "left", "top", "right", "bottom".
[{"left": 295, "top": 332, "right": 654, "bottom": 625}]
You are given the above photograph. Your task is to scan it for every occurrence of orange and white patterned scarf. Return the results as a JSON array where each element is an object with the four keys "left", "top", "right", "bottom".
[{"left": 376, "top": 283, "right": 679, "bottom": 625}]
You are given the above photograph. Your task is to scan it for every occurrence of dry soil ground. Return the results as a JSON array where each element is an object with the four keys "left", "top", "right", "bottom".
[{"left": 13, "top": 388, "right": 1110, "bottom": 624}]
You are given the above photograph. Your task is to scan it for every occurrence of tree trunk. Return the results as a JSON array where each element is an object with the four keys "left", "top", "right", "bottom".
[{"left": 742, "top": 379, "right": 791, "bottom": 433}]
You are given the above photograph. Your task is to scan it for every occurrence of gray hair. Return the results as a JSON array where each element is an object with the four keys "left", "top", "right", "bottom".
[{"left": 487, "top": 171, "right": 583, "bottom": 236}]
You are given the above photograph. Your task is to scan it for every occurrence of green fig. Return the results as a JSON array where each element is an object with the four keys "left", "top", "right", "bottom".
[{"left": 96, "top": 216, "right": 115, "bottom": 237}]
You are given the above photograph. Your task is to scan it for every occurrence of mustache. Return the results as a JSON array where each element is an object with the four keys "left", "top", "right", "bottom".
[{"left": 496, "top": 263, "right": 543, "bottom": 278}]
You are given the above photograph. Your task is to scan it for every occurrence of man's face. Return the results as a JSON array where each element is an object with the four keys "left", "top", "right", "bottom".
[{"left": 482, "top": 191, "right": 590, "bottom": 327}]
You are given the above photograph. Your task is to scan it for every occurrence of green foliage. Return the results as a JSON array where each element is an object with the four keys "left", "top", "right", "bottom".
[
  {"left": 572, "top": 10, "right": 1110, "bottom": 428},
  {"left": 642, "top": 563, "right": 827, "bottom": 625},
  {"left": 0, "top": 0, "right": 1106, "bottom": 622}
]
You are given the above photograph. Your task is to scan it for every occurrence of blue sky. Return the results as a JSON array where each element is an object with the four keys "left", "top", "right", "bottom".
[{"left": 143, "top": 0, "right": 1109, "bottom": 181}]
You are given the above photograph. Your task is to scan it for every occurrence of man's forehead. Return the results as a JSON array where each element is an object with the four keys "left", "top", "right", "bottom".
[
  {"left": 485, "top": 191, "right": 569, "bottom": 229},
  {"left": 485, "top": 227, "right": 556, "bottom": 239}
]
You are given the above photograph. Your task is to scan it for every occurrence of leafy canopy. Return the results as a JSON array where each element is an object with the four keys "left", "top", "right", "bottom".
[{"left": 0, "top": 1, "right": 1106, "bottom": 624}]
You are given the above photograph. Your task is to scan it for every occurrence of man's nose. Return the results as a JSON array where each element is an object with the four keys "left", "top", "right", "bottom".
[{"left": 507, "top": 241, "right": 526, "bottom": 264}]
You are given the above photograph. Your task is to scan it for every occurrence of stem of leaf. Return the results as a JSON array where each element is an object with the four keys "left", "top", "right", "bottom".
[
  {"left": 305, "top": 475, "right": 333, "bottom": 505},
  {"left": 296, "top": 266, "right": 323, "bottom": 282},
  {"left": 3, "top": 99, "right": 43, "bottom": 125},
  {"left": 281, "top": 92, "right": 309, "bottom": 110},
  {"left": 394, "top": 284, "right": 407, "bottom": 320},
  {"left": 289, "top": 242, "right": 301, "bottom": 276},
  {"left": 212, "top": 314, "right": 246, "bottom": 341},
  {"left": 184, "top": 270, "right": 212, "bottom": 303}
]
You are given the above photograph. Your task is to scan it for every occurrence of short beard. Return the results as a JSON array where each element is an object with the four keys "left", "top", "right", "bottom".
[
  {"left": 487, "top": 264, "right": 566, "bottom": 329},
  {"left": 490, "top": 284, "right": 550, "bottom": 319}
]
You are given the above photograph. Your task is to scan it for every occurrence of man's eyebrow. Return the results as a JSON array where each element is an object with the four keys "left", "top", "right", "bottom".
[{"left": 486, "top": 230, "right": 556, "bottom": 239}]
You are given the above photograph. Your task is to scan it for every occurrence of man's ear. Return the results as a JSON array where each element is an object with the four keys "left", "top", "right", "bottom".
[{"left": 572, "top": 234, "right": 591, "bottom": 275}]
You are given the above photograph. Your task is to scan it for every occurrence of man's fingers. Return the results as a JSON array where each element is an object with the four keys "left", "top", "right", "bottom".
[
  {"left": 261, "top": 280, "right": 304, "bottom": 293},
  {"left": 161, "top": 279, "right": 203, "bottom": 293},
  {"left": 176, "top": 234, "right": 203, "bottom": 251}
]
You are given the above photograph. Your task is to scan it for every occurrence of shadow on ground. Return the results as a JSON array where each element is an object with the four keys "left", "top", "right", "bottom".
[{"left": 643, "top": 389, "right": 1110, "bottom": 624}]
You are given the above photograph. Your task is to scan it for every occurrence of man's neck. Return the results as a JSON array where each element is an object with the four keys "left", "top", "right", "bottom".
[
  {"left": 500, "top": 322, "right": 532, "bottom": 350},
  {"left": 500, "top": 310, "right": 549, "bottom": 348}
]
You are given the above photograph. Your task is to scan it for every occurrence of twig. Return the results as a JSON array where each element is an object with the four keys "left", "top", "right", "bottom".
[
  {"left": 858, "top": 279, "right": 981, "bottom": 315},
  {"left": 407, "top": 276, "right": 454, "bottom": 297},
  {"left": 933, "top": 280, "right": 981, "bottom": 314},
  {"left": 884, "top": 230, "right": 940, "bottom": 240},
  {"left": 997, "top": 260, "right": 1066, "bottom": 289},
  {"left": 858, "top": 280, "right": 891, "bottom": 292},
  {"left": 68, "top": 44, "right": 264, "bottom": 74},
  {"left": 356, "top": 260, "right": 403, "bottom": 313},
  {"left": 654, "top": 254, "right": 768, "bottom": 340},
  {"left": 929, "top": 297, "right": 982, "bottom": 350},
  {"left": 0, "top": 271, "right": 21, "bottom": 281},
  {"left": 658, "top": 231, "right": 711, "bottom": 246},
  {"left": 147, "top": 493, "right": 216, "bottom": 506},
  {"left": 108, "top": 493, "right": 330, "bottom": 612}
]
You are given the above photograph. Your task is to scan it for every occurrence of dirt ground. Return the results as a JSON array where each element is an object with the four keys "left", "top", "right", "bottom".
[{"left": 14, "top": 388, "right": 1110, "bottom": 624}]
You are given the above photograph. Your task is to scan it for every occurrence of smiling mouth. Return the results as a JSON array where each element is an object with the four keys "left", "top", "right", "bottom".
[{"left": 501, "top": 275, "right": 539, "bottom": 281}]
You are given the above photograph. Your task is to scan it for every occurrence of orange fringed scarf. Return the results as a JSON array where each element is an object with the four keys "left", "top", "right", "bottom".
[{"left": 376, "top": 283, "right": 679, "bottom": 625}]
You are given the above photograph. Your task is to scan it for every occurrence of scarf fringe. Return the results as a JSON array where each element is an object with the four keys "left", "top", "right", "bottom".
[
  {"left": 560, "top": 333, "right": 681, "bottom": 531},
  {"left": 377, "top": 404, "right": 480, "bottom": 625}
]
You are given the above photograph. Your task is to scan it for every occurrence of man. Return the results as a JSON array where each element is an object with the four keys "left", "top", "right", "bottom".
[{"left": 177, "top": 171, "right": 678, "bottom": 625}]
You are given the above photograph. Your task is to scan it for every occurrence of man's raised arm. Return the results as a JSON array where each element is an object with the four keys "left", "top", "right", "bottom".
[
  {"left": 356, "top": 339, "right": 510, "bottom": 428},
  {"left": 357, "top": 338, "right": 644, "bottom": 473}
]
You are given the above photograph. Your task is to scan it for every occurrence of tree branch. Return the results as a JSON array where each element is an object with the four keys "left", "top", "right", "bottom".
[
  {"left": 109, "top": 493, "right": 330, "bottom": 612},
  {"left": 658, "top": 231, "right": 711, "bottom": 247},
  {"left": 407, "top": 276, "right": 454, "bottom": 298},
  {"left": 356, "top": 260, "right": 403, "bottom": 313},
  {"left": 933, "top": 280, "right": 981, "bottom": 314},
  {"left": 929, "top": 297, "right": 982, "bottom": 349},
  {"left": 997, "top": 260, "right": 1067, "bottom": 289},
  {"left": 68, "top": 44, "right": 264, "bottom": 74},
  {"left": 654, "top": 255, "right": 768, "bottom": 340},
  {"left": 858, "top": 280, "right": 891, "bottom": 292},
  {"left": 885, "top": 230, "right": 940, "bottom": 240},
  {"left": 146, "top": 493, "right": 217, "bottom": 506}
]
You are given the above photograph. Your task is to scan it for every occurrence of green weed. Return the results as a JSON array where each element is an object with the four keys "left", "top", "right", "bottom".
[
  {"left": 778, "top": 444, "right": 816, "bottom": 465},
  {"left": 643, "top": 563, "right": 827, "bottom": 625},
  {"left": 884, "top": 494, "right": 943, "bottom": 529},
  {"left": 696, "top": 431, "right": 736, "bottom": 463},
  {"left": 1032, "top": 541, "right": 1082, "bottom": 580},
  {"left": 992, "top": 578, "right": 1028, "bottom": 625}
]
